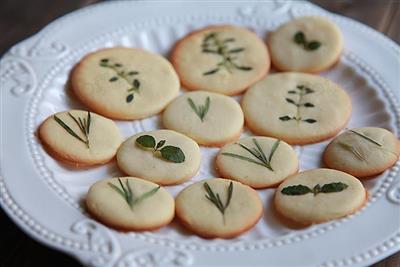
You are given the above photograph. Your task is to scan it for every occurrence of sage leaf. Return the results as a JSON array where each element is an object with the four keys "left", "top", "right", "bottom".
[
  {"left": 160, "top": 146, "right": 185, "bottom": 163},
  {"left": 136, "top": 135, "right": 156, "bottom": 149}
]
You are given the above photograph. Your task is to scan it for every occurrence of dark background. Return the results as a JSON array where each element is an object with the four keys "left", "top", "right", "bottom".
[{"left": 0, "top": 0, "right": 399, "bottom": 266}]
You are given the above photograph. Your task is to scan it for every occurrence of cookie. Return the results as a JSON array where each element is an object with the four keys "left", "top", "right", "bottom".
[
  {"left": 216, "top": 137, "right": 299, "bottom": 188},
  {"left": 38, "top": 110, "right": 122, "bottom": 167},
  {"left": 268, "top": 16, "right": 343, "bottom": 72},
  {"left": 275, "top": 168, "right": 367, "bottom": 225},
  {"left": 86, "top": 177, "right": 174, "bottom": 231},
  {"left": 117, "top": 130, "right": 201, "bottom": 185},
  {"left": 175, "top": 178, "right": 263, "bottom": 238},
  {"left": 324, "top": 127, "right": 400, "bottom": 178},
  {"left": 71, "top": 47, "right": 180, "bottom": 120},
  {"left": 171, "top": 25, "right": 270, "bottom": 95},
  {"left": 242, "top": 73, "right": 351, "bottom": 145},
  {"left": 163, "top": 91, "right": 244, "bottom": 146}
]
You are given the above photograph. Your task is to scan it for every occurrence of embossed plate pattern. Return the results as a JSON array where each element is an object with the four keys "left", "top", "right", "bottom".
[{"left": 0, "top": 1, "right": 399, "bottom": 266}]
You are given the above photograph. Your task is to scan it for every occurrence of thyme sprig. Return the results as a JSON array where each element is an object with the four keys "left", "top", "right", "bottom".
[
  {"left": 204, "top": 181, "right": 233, "bottom": 223},
  {"left": 99, "top": 58, "right": 140, "bottom": 103},
  {"left": 108, "top": 178, "right": 160, "bottom": 210},
  {"left": 279, "top": 85, "right": 317, "bottom": 124},
  {"left": 201, "top": 32, "right": 252, "bottom": 75},
  {"left": 187, "top": 96, "right": 210, "bottom": 122},
  {"left": 53, "top": 111, "right": 91, "bottom": 148},
  {"left": 222, "top": 139, "right": 280, "bottom": 171}
]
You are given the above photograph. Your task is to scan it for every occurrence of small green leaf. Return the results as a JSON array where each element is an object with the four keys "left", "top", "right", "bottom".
[
  {"left": 160, "top": 146, "right": 185, "bottom": 163},
  {"left": 128, "top": 71, "right": 139, "bottom": 75},
  {"left": 303, "top": 118, "right": 317, "bottom": 123},
  {"left": 156, "top": 140, "right": 166, "bottom": 150},
  {"left": 133, "top": 79, "right": 140, "bottom": 88},
  {"left": 279, "top": 115, "right": 292, "bottom": 121},
  {"left": 203, "top": 68, "right": 220, "bottom": 75},
  {"left": 294, "top": 31, "right": 306, "bottom": 44},
  {"left": 114, "top": 63, "right": 122, "bottom": 67},
  {"left": 288, "top": 90, "right": 297, "bottom": 94},
  {"left": 136, "top": 135, "right": 156, "bottom": 149},
  {"left": 228, "top": 48, "right": 245, "bottom": 53},
  {"left": 320, "top": 182, "right": 348, "bottom": 193},
  {"left": 307, "top": 41, "right": 321, "bottom": 50},
  {"left": 100, "top": 58, "right": 109, "bottom": 63},
  {"left": 305, "top": 87, "right": 314, "bottom": 94},
  {"left": 303, "top": 102, "right": 315, "bottom": 107},
  {"left": 235, "top": 65, "right": 252, "bottom": 71},
  {"left": 285, "top": 98, "right": 297, "bottom": 105},
  {"left": 109, "top": 77, "right": 118, "bottom": 82},
  {"left": 281, "top": 185, "right": 312, "bottom": 195},
  {"left": 126, "top": 94, "right": 134, "bottom": 103}
]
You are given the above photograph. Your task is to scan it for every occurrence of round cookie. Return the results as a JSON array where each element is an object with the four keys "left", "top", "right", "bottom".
[
  {"left": 324, "top": 127, "right": 400, "bottom": 178},
  {"left": 38, "top": 110, "right": 122, "bottom": 167},
  {"left": 171, "top": 25, "right": 270, "bottom": 95},
  {"left": 117, "top": 130, "right": 201, "bottom": 185},
  {"left": 275, "top": 168, "right": 367, "bottom": 225},
  {"left": 268, "top": 16, "right": 343, "bottom": 72},
  {"left": 71, "top": 47, "right": 180, "bottom": 120},
  {"left": 86, "top": 177, "right": 174, "bottom": 231},
  {"left": 216, "top": 137, "right": 299, "bottom": 188},
  {"left": 163, "top": 91, "right": 244, "bottom": 146},
  {"left": 242, "top": 73, "right": 351, "bottom": 145},
  {"left": 175, "top": 178, "right": 263, "bottom": 238}
]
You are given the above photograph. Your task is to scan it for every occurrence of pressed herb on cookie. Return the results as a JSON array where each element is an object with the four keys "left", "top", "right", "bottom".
[
  {"left": 136, "top": 135, "right": 185, "bottom": 163},
  {"left": 53, "top": 111, "right": 91, "bottom": 148},
  {"left": 187, "top": 96, "right": 210, "bottom": 122},
  {"left": 281, "top": 182, "right": 348, "bottom": 196},
  {"left": 293, "top": 31, "right": 321, "bottom": 51},
  {"left": 204, "top": 181, "right": 233, "bottom": 224}
]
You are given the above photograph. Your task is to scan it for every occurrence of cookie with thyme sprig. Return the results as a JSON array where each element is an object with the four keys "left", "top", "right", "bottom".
[{"left": 171, "top": 25, "right": 270, "bottom": 95}]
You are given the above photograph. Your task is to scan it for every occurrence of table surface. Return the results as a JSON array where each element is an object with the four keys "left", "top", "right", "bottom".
[{"left": 0, "top": 0, "right": 399, "bottom": 266}]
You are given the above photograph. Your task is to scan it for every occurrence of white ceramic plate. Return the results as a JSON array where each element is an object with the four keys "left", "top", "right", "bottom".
[{"left": 1, "top": 1, "right": 399, "bottom": 266}]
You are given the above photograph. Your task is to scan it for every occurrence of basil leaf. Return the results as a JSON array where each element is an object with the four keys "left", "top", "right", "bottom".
[
  {"left": 160, "top": 145, "right": 185, "bottom": 163},
  {"left": 136, "top": 135, "right": 156, "bottom": 149},
  {"left": 281, "top": 185, "right": 312, "bottom": 195},
  {"left": 320, "top": 182, "right": 348, "bottom": 193}
]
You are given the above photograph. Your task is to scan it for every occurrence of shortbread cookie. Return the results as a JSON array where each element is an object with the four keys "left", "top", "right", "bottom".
[
  {"left": 38, "top": 110, "right": 122, "bottom": 167},
  {"left": 275, "top": 168, "right": 367, "bottom": 225},
  {"left": 268, "top": 16, "right": 343, "bottom": 72},
  {"left": 86, "top": 177, "right": 174, "bottom": 231},
  {"left": 71, "top": 47, "right": 180, "bottom": 120},
  {"left": 216, "top": 137, "right": 298, "bottom": 188},
  {"left": 171, "top": 25, "right": 270, "bottom": 95},
  {"left": 117, "top": 130, "right": 201, "bottom": 185},
  {"left": 175, "top": 178, "right": 263, "bottom": 238},
  {"left": 242, "top": 73, "right": 351, "bottom": 145},
  {"left": 324, "top": 127, "right": 400, "bottom": 178},
  {"left": 163, "top": 91, "right": 244, "bottom": 146}
]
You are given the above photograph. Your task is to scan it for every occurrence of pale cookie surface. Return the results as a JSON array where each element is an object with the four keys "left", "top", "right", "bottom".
[
  {"left": 216, "top": 137, "right": 299, "bottom": 188},
  {"left": 268, "top": 16, "right": 343, "bottom": 72},
  {"left": 171, "top": 25, "right": 270, "bottom": 95},
  {"left": 163, "top": 91, "right": 244, "bottom": 146},
  {"left": 275, "top": 168, "right": 366, "bottom": 225},
  {"left": 242, "top": 73, "right": 351, "bottom": 145},
  {"left": 38, "top": 110, "right": 122, "bottom": 167},
  {"left": 71, "top": 47, "right": 180, "bottom": 120},
  {"left": 175, "top": 178, "right": 263, "bottom": 238},
  {"left": 86, "top": 177, "right": 174, "bottom": 231},
  {"left": 324, "top": 127, "right": 400, "bottom": 178},
  {"left": 117, "top": 130, "right": 201, "bottom": 185}
]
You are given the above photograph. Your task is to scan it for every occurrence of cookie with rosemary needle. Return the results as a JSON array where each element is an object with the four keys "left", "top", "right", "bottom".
[
  {"left": 171, "top": 25, "right": 270, "bottom": 95},
  {"left": 275, "top": 168, "right": 367, "bottom": 225},
  {"left": 117, "top": 130, "right": 201, "bottom": 185},
  {"left": 38, "top": 110, "right": 122, "bottom": 167},
  {"left": 323, "top": 127, "right": 400, "bottom": 178},
  {"left": 175, "top": 178, "right": 263, "bottom": 239},
  {"left": 163, "top": 91, "right": 244, "bottom": 146},
  {"left": 86, "top": 177, "right": 174, "bottom": 231},
  {"left": 71, "top": 47, "right": 180, "bottom": 120},
  {"left": 242, "top": 72, "right": 351, "bottom": 145},
  {"left": 268, "top": 16, "right": 343, "bottom": 72},
  {"left": 216, "top": 137, "right": 299, "bottom": 188}
]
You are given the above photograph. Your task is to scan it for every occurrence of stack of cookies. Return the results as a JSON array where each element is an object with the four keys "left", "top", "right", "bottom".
[{"left": 38, "top": 16, "right": 399, "bottom": 238}]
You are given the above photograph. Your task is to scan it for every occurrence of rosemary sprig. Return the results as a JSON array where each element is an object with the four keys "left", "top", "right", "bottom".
[
  {"left": 279, "top": 85, "right": 316, "bottom": 124},
  {"left": 349, "top": 130, "right": 382, "bottom": 147},
  {"left": 204, "top": 181, "right": 233, "bottom": 223},
  {"left": 53, "top": 111, "right": 91, "bottom": 148},
  {"left": 201, "top": 32, "right": 252, "bottom": 75},
  {"left": 187, "top": 96, "right": 210, "bottom": 122},
  {"left": 222, "top": 139, "right": 280, "bottom": 171},
  {"left": 338, "top": 142, "right": 366, "bottom": 161},
  {"left": 108, "top": 178, "right": 160, "bottom": 210},
  {"left": 99, "top": 58, "right": 140, "bottom": 103}
]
